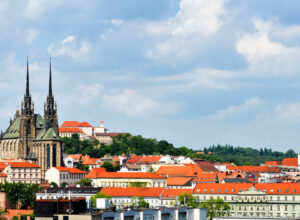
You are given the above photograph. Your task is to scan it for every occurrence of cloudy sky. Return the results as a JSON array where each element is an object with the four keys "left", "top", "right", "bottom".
[{"left": 1, "top": 0, "right": 300, "bottom": 151}]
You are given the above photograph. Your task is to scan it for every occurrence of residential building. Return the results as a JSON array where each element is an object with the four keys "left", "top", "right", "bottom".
[
  {"left": 193, "top": 183, "right": 300, "bottom": 218},
  {"left": 60, "top": 121, "right": 94, "bottom": 137},
  {"left": 45, "top": 167, "right": 87, "bottom": 186},
  {"left": 1, "top": 161, "right": 41, "bottom": 184},
  {"left": 59, "top": 127, "right": 87, "bottom": 140},
  {"left": 86, "top": 168, "right": 167, "bottom": 187}
]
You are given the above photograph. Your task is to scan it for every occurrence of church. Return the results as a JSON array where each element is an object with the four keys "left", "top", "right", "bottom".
[{"left": 0, "top": 59, "right": 63, "bottom": 179}]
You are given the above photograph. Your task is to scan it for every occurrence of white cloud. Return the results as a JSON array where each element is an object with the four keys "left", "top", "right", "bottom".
[
  {"left": 214, "top": 97, "right": 263, "bottom": 118},
  {"left": 275, "top": 102, "right": 300, "bottom": 122},
  {"left": 111, "top": 19, "right": 123, "bottom": 26},
  {"left": 48, "top": 35, "right": 91, "bottom": 60},
  {"left": 236, "top": 19, "right": 300, "bottom": 76},
  {"left": 146, "top": 0, "right": 227, "bottom": 59},
  {"left": 77, "top": 84, "right": 104, "bottom": 105},
  {"left": 154, "top": 68, "right": 235, "bottom": 91},
  {"left": 102, "top": 89, "right": 177, "bottom": 117}
]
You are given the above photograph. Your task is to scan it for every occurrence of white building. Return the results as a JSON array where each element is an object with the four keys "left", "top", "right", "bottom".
[{"left": 45, "top": 167, "right": 87, "bottom": 186}]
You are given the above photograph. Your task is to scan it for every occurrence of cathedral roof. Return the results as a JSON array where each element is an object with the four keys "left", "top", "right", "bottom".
[
  {"left": 36, "top": 127, "right": 60, "bottom": 140},
  {"left": 2, "top": 116, "right": 21, "bottom": 139}
]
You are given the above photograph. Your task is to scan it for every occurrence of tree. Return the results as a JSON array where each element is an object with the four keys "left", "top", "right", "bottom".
[
  {"left": 101, "top": 162, "right": 115, "bottom": 172},
  {"left": 50, "top": 182, "right": 58, "bottom": 187},
  {"left": 200, "top": 197, "right": 230, "bottom": 220},
  {"left": 61, "top": 182, "right": 68, "bottom": 187},
  {"left": 77, "top": 178, "right": 92, "bottom": 186},
  {"left": 76, "top": 156, "right": 89, "bottom": 171},
  {"left": 90, "top": 192, "right": 112, "bottom": 208},
  {"left": 178, "top": 192, "right": 197, "bottom": 208},
  {"left": 130, "top": 196, "right": 149, "bottom": 208}
]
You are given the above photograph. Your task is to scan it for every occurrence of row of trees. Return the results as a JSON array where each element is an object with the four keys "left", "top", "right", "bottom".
[
  {"left": 0, "top": 182, "right": 40, "bottom": 209},
  {"left": 62, "top": 133, "right": 297, "bottom": 166}
]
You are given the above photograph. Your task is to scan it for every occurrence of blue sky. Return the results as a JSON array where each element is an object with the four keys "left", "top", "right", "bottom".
[{"left": 1, "top": 0, "right": 300, "bottom": 151}]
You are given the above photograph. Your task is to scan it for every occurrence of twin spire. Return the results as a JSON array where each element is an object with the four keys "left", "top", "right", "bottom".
[{"left": 25, "top": 57, "right": 53, "bottom": 98}]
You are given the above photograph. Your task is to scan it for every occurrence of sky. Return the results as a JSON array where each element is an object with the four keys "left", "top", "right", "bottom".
[{"left": 1, "top": 0, "right": 300, "bottom": 151}]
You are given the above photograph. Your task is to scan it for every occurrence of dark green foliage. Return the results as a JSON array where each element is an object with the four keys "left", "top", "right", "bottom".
[
  {"left": 130, "top": 196, "right": 149, "bottom": 208},
  {"left": 62, "top": 134, "right": 297, "bottom": 166},
  {"left": 61, "top": 182, "right": 68, "bottom": 187},
  {"left": 50, "top": 182, "right": 58, "bottom": 187},
  {"left": 77, "top": 178, "right": 92, "bottom": 186},
  {"left": 101, "top": 162, "right": 120, "bottom": 172},
  {"left": 178, "top": 193, "right": 197, "bottom": 208},
  {"left": 0, "top": 182, "right": 40, "bottom": 209},
  {"left": 200, "top": 197, "right": 230, "bottom": 220}
]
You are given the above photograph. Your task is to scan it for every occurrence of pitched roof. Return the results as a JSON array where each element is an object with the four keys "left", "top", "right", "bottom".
[
  {"left": 54, "top": 167, "right": 87, "bottom": 174},
  {"left": 138, "top": 156, "right": 162, "bottom": 164},
  {"left": 59, "top": 127, "right": 85, "bottom": 134},
  {"left": 193, "top": 183, "right": 253, "bottom": 194},
  {"left": 282, "top": 158, "right": 298, "bottom": 167},
  {"left": 0, "top": 172, "right": 7, "bottom": 177},
  {"left": 2, "top": 116, "right": 21, "bottom": 139},
  {"left": 167, "top": 177, "right": 194, "bottom": 186},
  {"left": 126, "top": 155, "right": 143, "bottom": 164},
  {"left": 82, "top": 155, "right": 96, "bottom": 165},
  {"left": 254, "top": 183, "right": 300, "bottom": 194},
  {"left": 101, "top": 187, "right": 165, "bottom": 197},
  {"left": 222, "top": 178, "right": 250, "bottom": 183},
  {"left": 194, "top": 172, "right": 217, "bottom": 183},
  {"left": 265, "top": 161, "right": 282, "bottom": 166},
  {"left": 61, "top": 121, "right": 93, "bottom": 127},
  {"left": 198, "top": 164, "right": 219, "bottom": 172},
  {"left": 0, "top": 162, "right": 40, "bottom": 168},
  {"left": 156, "top": 165, "right": 200, "bottom": 177},
  {"left": 86, "top": 169, "right": 165, "bottom": 179}
]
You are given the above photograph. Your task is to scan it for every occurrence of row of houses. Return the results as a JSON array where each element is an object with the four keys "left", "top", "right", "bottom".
[{"left": 36, "top": 182, "right": 300, "bottom": 218}]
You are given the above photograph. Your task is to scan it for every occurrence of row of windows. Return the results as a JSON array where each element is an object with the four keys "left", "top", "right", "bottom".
[{"left": 60, "top": 173, "right": 85, "bottom": 180}]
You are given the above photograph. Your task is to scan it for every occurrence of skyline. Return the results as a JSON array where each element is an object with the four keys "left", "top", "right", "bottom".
[{"left": 1, "top": 0, "right": 300, "bottom": 151}]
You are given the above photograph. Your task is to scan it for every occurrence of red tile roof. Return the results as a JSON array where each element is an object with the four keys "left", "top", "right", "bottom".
[
  {"left": 54, "top": 167, "right": 87, "bottom": 174},
  {"left": 61, "top": 121, "right": 93, "bottom": 127},
  {"left": 86, "top": 169, "right": 165, "bottom": 179},
  {"left": 127, "top": 155, "right": 143, "bottom": 164},
  {"left": 138, "top": 156, "right": 162, "bottom": 164},
  {"left": 194, "top": 173, "right": 217, "bottom": 183},
  {"left": 194, "top": 183, "right": 253, "bottom": 194},
  {"left": 3, "top": 209, "right": 33, "bottom": 219},
  {"left": 254, "top": 183, "right": 300, "bottom": 194},
  {"left": 282, "top": 158, "right": 298, "bottom": 167},
  {"left": 101, "top": 187, "right": 164, "bottom": 197},
  {"left": 0, "top": 162, "right": 40, "bottom": 168},
  {"left": 0, "top": 172, "right": 7, "bottom": 177},
  {"left": 85, "top": 167, "right": 107, "bottom": 178},
  {"left": 265, "top": 161, "right": 282, "bottom": 166},
  {"left": 156, "top": 165, "right": 200, "bottom": 177},
  {"left": 59, "top": 127, "right": 85, "bottom": 134},
  {"left": 167, "top": 177, "right": 194, "bottom": 186}
]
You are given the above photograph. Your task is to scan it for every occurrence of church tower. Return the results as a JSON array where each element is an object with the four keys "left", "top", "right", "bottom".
[
  {"left": 44, "top": 58, "right": 59, "bottom": 134},
  {"left": 19, "top": 58, "right": 35, "bottom": 159}
]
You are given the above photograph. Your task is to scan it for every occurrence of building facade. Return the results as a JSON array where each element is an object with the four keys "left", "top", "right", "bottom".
[
  {"left": 45, "top": 167, "right": 87, "bottom": 186},
  {"left": 0, "top": 59, "right": 63, "bottom": 179}
]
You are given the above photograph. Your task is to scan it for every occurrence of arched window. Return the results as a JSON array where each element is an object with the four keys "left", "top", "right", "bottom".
[
  {"left": 53, "top": 144, "right": 57, "bottom": 167},
  {"left": 47, "top": 145, "right": 50, "bottom": 168}
]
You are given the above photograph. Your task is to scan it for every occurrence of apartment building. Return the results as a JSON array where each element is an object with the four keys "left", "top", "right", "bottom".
[
  {"left": 1, "top": 161, "right": 41, "bottom": 184},
  {"left": 45, "top": 167, "right": 87, "bottom": 186}
]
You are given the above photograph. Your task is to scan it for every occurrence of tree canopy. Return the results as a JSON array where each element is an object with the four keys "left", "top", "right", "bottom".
[
  {"left": 200, "top": 197, "right": 230, "bottom": 220},
  {"left": 62, "top": 134, "right": 297, "bottom": 166}
]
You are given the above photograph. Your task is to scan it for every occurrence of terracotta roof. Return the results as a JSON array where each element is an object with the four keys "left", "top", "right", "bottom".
[
  {"left": 0, "top": 172, "right": 7, "bottom": 177},
  {"left": 67, "top": 154, "right": 82, "bottom": 161},
  {"left": 138, "top": 156, "right": 162, "bottom": 164},
  {"left": 156, "top": 165, "right": 199, "bottom": 177},
  {"left": 85, "top": 167, "right": 107, "bottom": 178},
  {"left": 54, "top": 167, "right": 87, "bottom": 174},
  {"left": 3, "top": 209, "right": 33, "bottom": 219},
  {"left": 167, "top": 177, "right": 194, "bottom": 186},
  {"left": 194, "top": 173, "right": 217, "bottom": 183},
  {"left": 82, "top": 156, "right": 96, "bottom": 165},
  {"left": 59, "top": 127, "right": 85, "bottom": 134},
  {"left": 162, "top": 189, "right": 193, "bottom": 198},
  {"left": 86, "top": 169, "right": 165, "bottom": 179},
  {"left": 265, "top": 161, "right": 282, "bottom": 166},
  {"left": 61, "top": 121, "right": 93, "bottom": 127},
  {"left": 254, "top": 183, "right": 300, "bottom": 194},
  {"left": 282, "top": 158, "right": 298, "bottom": 167},
  {"left": 227, "top": 166, "right": 279, "bottom": 173},
  {"left": 0, "top": 162, "right": 40, "bottom": 168},
  {"left": 101, "top": 187, "right": 165, "bottom": 197},
  {"left": 198, "top": 164, "right": 219, "bottom": 172},
  {"left": 127, "top": 155, "right": 143, "bottom": 164},
  {"left": 194, "top": 183, "right": 253, "bottom": 194}
]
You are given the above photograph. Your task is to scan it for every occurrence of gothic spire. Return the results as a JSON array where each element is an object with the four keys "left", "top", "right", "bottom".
[
  {"left": 49, "top": 57, "right": 52, "bottom": 97},
  {"left": 26, "top": 56, "right": 30, "bottom": 97}
]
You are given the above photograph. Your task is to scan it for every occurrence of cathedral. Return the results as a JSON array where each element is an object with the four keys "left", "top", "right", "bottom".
[{"left": 0, "top": 59, "right": 63, "bottom": 179}]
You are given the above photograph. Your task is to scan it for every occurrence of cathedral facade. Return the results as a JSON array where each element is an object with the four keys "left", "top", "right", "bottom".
[{"left": 0, "top": 59, "right": 63, "bottom": 179}]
